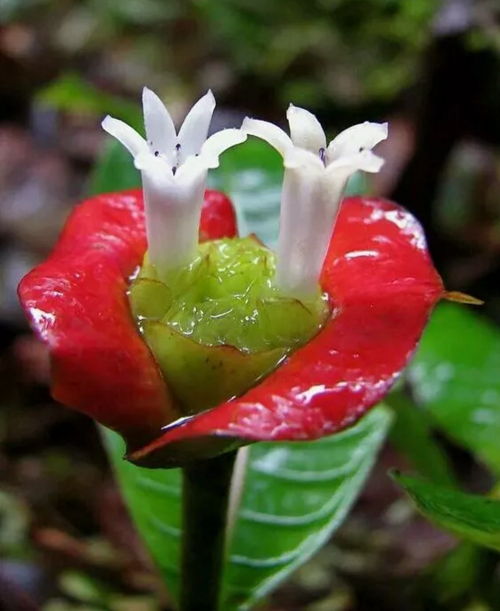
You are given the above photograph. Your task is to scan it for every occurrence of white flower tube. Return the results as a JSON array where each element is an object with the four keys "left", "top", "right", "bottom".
[
  {"left": 102, "top": 88, "right": 246, "bottom": 276},
  {"left": 243, "top": 106, "right": 387, "bottom": 297}
]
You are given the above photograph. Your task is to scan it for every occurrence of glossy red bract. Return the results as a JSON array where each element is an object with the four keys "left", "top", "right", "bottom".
[
  {"left": 18, "top": 188, "right": 237, "bottom": 450},
  {"left": 19, "top": 189, "right": 443, "bottom": 464}
]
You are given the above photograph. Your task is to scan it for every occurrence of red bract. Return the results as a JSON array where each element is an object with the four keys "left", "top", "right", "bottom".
[
  {"left": 19, "top": 190, "right": 444, "bottom": 465},
  {"left": 18, "top": 189, "right": 237, "bottom": 450}
]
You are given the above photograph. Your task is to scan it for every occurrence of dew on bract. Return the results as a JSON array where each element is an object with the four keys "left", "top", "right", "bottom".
[{"left": 128, "top": 237, "right": 330, "bottom": 414}]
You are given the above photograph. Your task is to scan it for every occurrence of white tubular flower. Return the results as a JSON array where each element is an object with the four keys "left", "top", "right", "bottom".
[
  {"left": 242, "top": 106, "right": 388, "bottom": 298},
  {"left": 102, "top": 88, "right": 246, "bottom": 276}
]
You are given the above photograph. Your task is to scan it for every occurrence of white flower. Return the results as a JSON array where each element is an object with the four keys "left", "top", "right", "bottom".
[
  {"left": 102, "top": 88, "right": 246, "bottom": 276},
  {"left": 243, "top": 106, "right": 387, "bottom": 297}
]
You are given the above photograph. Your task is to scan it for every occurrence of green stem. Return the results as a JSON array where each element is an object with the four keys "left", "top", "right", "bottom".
[{"left": 180, "top": 450, "right": 237, "bottom": 611}]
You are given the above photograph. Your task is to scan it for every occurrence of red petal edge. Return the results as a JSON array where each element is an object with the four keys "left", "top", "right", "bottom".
[
  {"left": 131, "top": 196, "right": 444, "bottom": 460},
  {"left": 18, "top": 188, "right": 237, "bottom": 448}
]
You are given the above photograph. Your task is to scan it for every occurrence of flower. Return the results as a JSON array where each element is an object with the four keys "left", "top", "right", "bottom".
[
  {"left": 243, "top": 107, "right": 387, "bottom": 297},
  {"left": 18, "top": 191, "right": 444, "bottom": 466},
  {"left": 18, "top": 94, "right": 445, "bottom": 468},
  {"left": 130, "top": 195, "right": 444, "bottom": 465},
  {"left": 102, "top": 88, "right": 246, "bottom": 276}
]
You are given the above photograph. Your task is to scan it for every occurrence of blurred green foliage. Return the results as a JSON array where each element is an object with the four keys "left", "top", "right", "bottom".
[
  {"left": 37, "top": 73, "right": 142, "bottom": 126},
  {"left": 4, "top": 0, "right": 438, "bottom": 107}
]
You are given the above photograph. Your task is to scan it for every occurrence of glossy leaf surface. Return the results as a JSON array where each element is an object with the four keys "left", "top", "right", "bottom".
[
  {"left": 91, "top": 139, "right": 141, "bottom": 195},
  {"left": 222, "top": 406, "right": 391, "bottom": 610},
  {"left": 408, "top": 304, "right": 500, "bottom": 475},
  {"left": 387, "top": 391, "right": 458, "bottom": 488},
  {"left": 393, "top": 472, "right": 500, "bottom": 552},
  {"left": 104, "top": 406, "right": 391, "bottom": 610}
]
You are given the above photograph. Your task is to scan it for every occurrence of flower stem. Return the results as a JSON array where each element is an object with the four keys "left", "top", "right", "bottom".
[{"left": 180, "top": 450, "right": 237, "bottom": 611}]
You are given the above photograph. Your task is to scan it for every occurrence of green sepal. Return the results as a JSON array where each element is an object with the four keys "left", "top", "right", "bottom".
[
  {"left": 141, "top": 320, "right": 287, "bottom": 415},
  {"left": 129, "top": 237, "right": 329, "bottom": 416}
]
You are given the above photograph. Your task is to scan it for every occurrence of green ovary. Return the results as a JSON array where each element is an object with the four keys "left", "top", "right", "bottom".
[{"left": 128, "top": 237, "right": 330, "bottom": 415}]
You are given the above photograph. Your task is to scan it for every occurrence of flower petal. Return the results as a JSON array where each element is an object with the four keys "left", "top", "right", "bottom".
[
  {"left": 242, "top": 117, "right": 293, "bottom": 157},
  {"left": 134, "top": 150, "right": 175, "bottom": 176},
  {"left": 139, "top": 152, "right": 207, "bottom": 273},
  {"left": 18, "top": 188, "right": 239, "bottom": 452},
  {"left": 175, "top": 153, "right": 215, "bottom": 180},
  {"left": 130, "top": 197, "right": 444, "bottom": 466},
  {"left": 326, "top": 149, "right": 385, "bottom": 174},
  {"left": 286, "top": 104, "right": 326, "bottom": 154},
  {"left": 177, "top": 90, "right": 216, "bottom": 162},
  {"left": 142, "top": 87, "right": 177, "bottom": 165},
  {"left": 173, "top": 129, "right": 246, "bottom": 183},
  {"left": 283, "top": 146, "right": 325, "bottom": 173},
  {"left": 326, "top": 121, "right": 388, "bottom": 164},
  {"left": 200, "top": 128, "right": 247, "bottom": 165},
  {"left": 102, "top": 116, "right": 149, "bottom": 158},
  {"left": 275, "top": 167, "right": 339, "bottom": 297}
]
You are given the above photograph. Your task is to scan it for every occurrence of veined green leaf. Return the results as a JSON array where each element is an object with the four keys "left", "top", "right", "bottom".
[
  {"left": 90, "top": 139, "right": 141, "bottom": 195},
  {"left": 408, "top": 304, "right": 500, "bottom": 475},
  {"left": 393, "top": 472, "right": 500, "bottom": 553},
  {"left": 221, "top": 406, "right": 391, "bottom": 610},
  {"left": 387, "top": 390, "right": 458, "bottom": 488},
  {"left": 103, "top": 406, "right": 391, "bottom": 610}
]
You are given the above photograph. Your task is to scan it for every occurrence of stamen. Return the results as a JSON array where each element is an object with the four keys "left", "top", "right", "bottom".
[{"left": 319, "top": 147, "right": 326, "bottom": 164}]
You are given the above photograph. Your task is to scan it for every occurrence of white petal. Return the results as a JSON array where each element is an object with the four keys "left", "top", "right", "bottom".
[
  {"left": 276, "top": 168, "right": 339, "bottom": 297},
  {"left": 201, "top": 128, "right": 247, "bottom": 162},
  {"left": 102, "top": 116, "right": 148, "bottom": 158},
  {"left": 177, "top": 90, "right": 216, "bottom": 162},
  {"left": 138, "top": 154, "right": 206, "bottom": 274},
  {"left": 142, "top": 87, "right": 177, "bottom": 165},
  {"left": 326, "top": 149, "right": 385, "bottom": 174},
  {"left": 175, "top": 153, "right": 216, "bottom": 180},
  {"left": 283, "top": 147, "right": 324, "bottom": 173},
  {"left": 326, "top": 121, "right": 388, "bottom": 164},
  {"left": 133, "top": 150, "right": 175, "bottom": 181},
  {"left": 174, "top": 145, "right": 221, "bottom": 181},
  {"left": 286, "top": 104, "right": 326, "bottom": 154},
  {"left": 242, "top": 117, "right": 293, "bottom": 157}
]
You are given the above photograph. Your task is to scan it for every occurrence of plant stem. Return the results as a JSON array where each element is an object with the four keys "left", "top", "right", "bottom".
[{"left": 180, "top": 450, "right": 237, "bottom": 611}]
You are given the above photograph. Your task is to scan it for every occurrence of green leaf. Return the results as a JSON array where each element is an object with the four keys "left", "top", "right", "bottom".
[
  {"left": 221, "top": 406, "right": 391, "bottom": 610},
  {"left": 408, "top": 303, "right": 500, "bottom": 475},
  {"left": 393, "top": 472, "right": 500, "bottom": 552},
  {"left": 102, "top": 429, "right": 182, "bottom": 601},
  {"left": 89, "top": 140, "right": 141, "bottom": 196},
  {"left": 387, "top": 390, "right": 458, "bottom": 488},
  {"left": 38, "top": 73, "right": 142, "bottom": 127},
  {"left": 103, "top": 406, "right": 391, "bottom": 610},
  {"left": 425, "top": 543, "right": 498, "bottom": 607}
]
